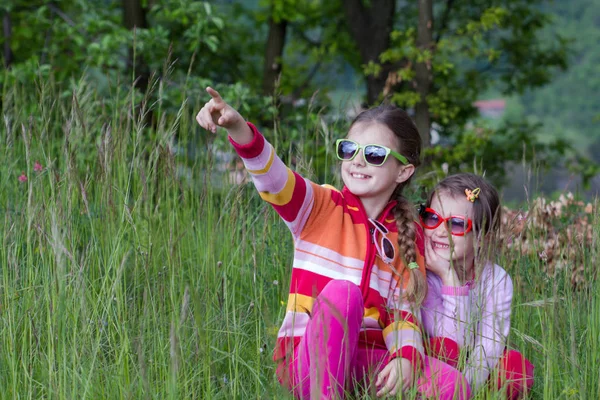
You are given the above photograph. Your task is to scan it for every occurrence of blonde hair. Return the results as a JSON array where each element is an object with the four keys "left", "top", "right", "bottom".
[{"left": 393, "top": 192, "right": 427, "bottom": 305}]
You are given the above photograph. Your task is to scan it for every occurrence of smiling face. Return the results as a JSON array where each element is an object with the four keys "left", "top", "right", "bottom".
[
  {"left": 423, "top": 190, "right": 476, "bottom": 273},
  {"left": 341, "top": 122, "right": 412, "bottom": 202}
]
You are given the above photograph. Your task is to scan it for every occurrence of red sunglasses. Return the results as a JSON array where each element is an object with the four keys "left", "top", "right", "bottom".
[{"left": 419, "top": 207, "right": 473, "bottom": 236}]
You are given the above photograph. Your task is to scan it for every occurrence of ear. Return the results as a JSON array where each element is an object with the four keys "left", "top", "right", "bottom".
[{"left": 396, "top": 164, "right": 415, "bottom": 184}]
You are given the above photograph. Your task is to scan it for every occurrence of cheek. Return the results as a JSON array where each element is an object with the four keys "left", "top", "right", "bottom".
[{"left": 455, "top": 236, "right": 473, "bottom": 255}]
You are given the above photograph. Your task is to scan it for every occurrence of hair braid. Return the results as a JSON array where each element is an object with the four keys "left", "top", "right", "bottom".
[
  {"left": 393, "top": 193, "right": 427, "bottom": 305},
  {"left": 348, "top": 104, "right": 425, "bottom": 303}
]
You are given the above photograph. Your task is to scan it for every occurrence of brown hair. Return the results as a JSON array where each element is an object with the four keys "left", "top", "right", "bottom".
[
  {"left": 426, "top": 173, "right": 501, "bottom": 278},
  {"left": 350, "top": 105, "right": 426, "bottom": 305}
]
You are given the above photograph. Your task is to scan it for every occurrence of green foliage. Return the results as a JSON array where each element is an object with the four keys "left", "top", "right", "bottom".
[
  {"left": 520, "top": 0, "right": 600, "bottom": 160},
  {"left": 1, "top": 0, "right": 596, "bottom": 193},
  {"left": 0, "top": 0, "right": 265, "bottom": 98},
  {"left": 421, "top": 119, "right": 600, "bottom": 191},
  {"left": 261, "top": 0, "right": 357, "bottom": 98},
  {"left": 1, "top": 0, "right": 125, "bottom": 84},
  {"left": 379, "top": 2, "right": 568, "bottom": 132}
]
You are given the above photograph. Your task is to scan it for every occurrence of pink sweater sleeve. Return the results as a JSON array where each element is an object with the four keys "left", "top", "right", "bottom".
[
  {"left": 228, "top": 122, "right": 315, "bottom": 238},
  {"left": 421, "top": 272, "right": 471, "bottom": 345}
]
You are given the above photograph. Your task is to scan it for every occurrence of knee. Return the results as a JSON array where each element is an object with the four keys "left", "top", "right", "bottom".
[
  {"left": 498, "top": 350, "right": 534, "bottom": 399},
  {"left": 317, "top": 280, "right": 363, "bottom": 320},
  {"left": 420, "top": 356, "right": 471, "bottom": 400},
  {"left": 502, "top": 350, "right": 534, "bottom": 379},
  {"left": 441, "top": 371, "right": 471, "bottom": 400},
  {"left": 428, "top": 337, "right": 461, "bottom": 368}
]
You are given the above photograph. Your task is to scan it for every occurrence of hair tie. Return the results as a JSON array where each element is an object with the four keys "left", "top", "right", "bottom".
[
  {"left": 408, "top": 262, "right": 419, "bottom": 270},
  {"left": 465, "top": 187, "right": 481, "bottom": 202}
]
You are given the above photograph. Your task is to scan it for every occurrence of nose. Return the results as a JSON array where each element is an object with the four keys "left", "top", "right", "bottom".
[
  {"left": 352, "top": 149, "right": 366, "bottom": 167},
  {"left": 434, "top": 221, "right": 450, "bottom": 238}
]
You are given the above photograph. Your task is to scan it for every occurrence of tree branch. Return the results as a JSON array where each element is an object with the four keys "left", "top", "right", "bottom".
[
  {"left": 47, "top": 3, "right": 88, "bottom": 37},
  {"left": 290, "top": 23, "right": 322, "bottom": 47}
]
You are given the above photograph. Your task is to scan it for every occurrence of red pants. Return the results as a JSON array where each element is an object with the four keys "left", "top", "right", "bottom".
[{"left": 428, "top": 337, "right": 534, "bottom": 399}]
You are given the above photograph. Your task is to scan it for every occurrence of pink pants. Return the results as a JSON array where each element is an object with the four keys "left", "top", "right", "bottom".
[
  {"left": 428, "top": 337, "right": 534, "bottom": 400},
  {"left": 277, "top": 280, "right": 471, "bottom": 399}
]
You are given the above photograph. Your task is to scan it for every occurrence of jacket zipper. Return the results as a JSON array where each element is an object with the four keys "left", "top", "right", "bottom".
[
  {"left": 358, "top": 199, "right": 396, "bottom": 300},
  {"left": 361, "top": 224, "right": 379, "bottom": 299}
]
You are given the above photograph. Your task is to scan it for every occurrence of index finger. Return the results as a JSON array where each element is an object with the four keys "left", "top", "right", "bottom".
[{"left": 206, "top": 86, "right": 225, "bottom": 104}]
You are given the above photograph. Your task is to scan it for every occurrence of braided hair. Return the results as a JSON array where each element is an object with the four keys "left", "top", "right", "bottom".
[{"left": 350, "top": 105, "right": 427, "bottom": 305}]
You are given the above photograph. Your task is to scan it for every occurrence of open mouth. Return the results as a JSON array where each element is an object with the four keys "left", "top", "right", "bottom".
[
  {"left": 350, "top": 172, "right": 371, "bottom": 179},
  {"left": 432, "top": 241, "right": 450, "bottom": 250}
]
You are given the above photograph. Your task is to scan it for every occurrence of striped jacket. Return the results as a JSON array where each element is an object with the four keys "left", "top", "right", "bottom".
[{"left": 230, "top": 123, "right": 426, "bottom": 370}]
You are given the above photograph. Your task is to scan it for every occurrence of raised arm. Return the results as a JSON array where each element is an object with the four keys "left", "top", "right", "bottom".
[{"left": 196, "top": 87, "right": 317, "bottom": 237}]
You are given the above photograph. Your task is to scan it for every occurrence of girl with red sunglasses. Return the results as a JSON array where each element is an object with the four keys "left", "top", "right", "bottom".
[
  {"left": 420, "top": 173, "right": 534, "bottom": 399},
  {"left": 196, "top": 87, "right": 470, "bottom": 399}
]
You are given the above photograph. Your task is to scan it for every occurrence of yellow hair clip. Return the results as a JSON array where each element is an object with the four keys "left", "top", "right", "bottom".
[{"left": 465, "top": 187, "right": 481, "bottom": 202}]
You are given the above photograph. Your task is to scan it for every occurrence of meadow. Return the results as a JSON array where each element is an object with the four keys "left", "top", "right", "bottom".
[{"left": 1, "top": 78, "right": 599, "bottom": 399}]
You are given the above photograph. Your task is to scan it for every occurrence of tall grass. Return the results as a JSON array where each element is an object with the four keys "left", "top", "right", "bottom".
[{"left": 0, "top": 75, "right": 598, "bottom": 399}]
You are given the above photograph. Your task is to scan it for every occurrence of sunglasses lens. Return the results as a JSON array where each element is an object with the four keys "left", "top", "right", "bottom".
[
  {"left": 421, "top": 210, "right": 440, "bottom": 228},
  {"left": 337, "top": 140, "right": 357, "bottom": 160},
  {"left": 382, "top": 238, "right": 395, "bottom": 260},
  {"left": 371, "top": 219, "right": 389, "bottom": 234},
  {"left": 449, "top": 217, "right": 468, "bottom": 234},
  {"left": 364, "top": 145, "right": 387, "bottom": 166}
]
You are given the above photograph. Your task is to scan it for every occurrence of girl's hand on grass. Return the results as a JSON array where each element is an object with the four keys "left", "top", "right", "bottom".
[
  {"left": 375, "top": 357, "right": 414, "bottom": 397},
  {"left": 196, "top": 87, "right": 253, "bottom": 144}
]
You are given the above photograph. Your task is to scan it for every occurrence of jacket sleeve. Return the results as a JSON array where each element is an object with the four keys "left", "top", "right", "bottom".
[
  {"left": 383, "top": 301, "right": 425, "bottom": 373},
  {"left": 464, "top": 268, "right": 513, "bottom": 391},
  {"left": 439, "top": 285, "right": 472, "bottom": 345},
  {"left": 421, "top": 272, "right": 471, "bottom": 346},
  {"left": 229, "top": 122, "right": 316, "bottom": 238}
]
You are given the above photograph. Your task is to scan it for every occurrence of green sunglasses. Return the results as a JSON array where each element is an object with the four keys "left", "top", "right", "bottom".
[{"left": 335, "top": 139, "right": 409, "bottom": 166}]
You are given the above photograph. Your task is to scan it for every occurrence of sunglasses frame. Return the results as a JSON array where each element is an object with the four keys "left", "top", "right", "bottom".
[
  {"left": 419, "top": 207, "right": 473, "bottom": 236},
  {"left": 335, "top": 139, "right": 409, "bottom": 166},
  {"left": 369, "top": 218, "right": 396, "bottom": 263}
]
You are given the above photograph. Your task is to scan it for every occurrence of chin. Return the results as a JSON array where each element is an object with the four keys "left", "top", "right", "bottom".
[{"left": 435, "top": 250, "right": 452, "bottom": 260}]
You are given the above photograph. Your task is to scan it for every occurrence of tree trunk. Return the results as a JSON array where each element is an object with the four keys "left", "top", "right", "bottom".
[
  {"left": 414, "top": 0, "right": 433, "bottom": 147},
  {"left": 262, "top": 17, "right": 287, "bottom": 96},
  {"left": 122, "top": 0, "right": 149, "bottom": 92},
  {"left": 342, "top": 0, "right": 395, "bottom": 105},
  {"left": 2, "top": 11, "right": 13, "bottom": 68},
  {"left": 122, "top": 0, "right": 147, "bottom": 30}
]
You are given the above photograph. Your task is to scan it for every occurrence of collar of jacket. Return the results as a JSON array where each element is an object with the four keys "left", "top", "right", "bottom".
[{"left": 341, "top": 186, "right": 398, "bottom": 229}]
